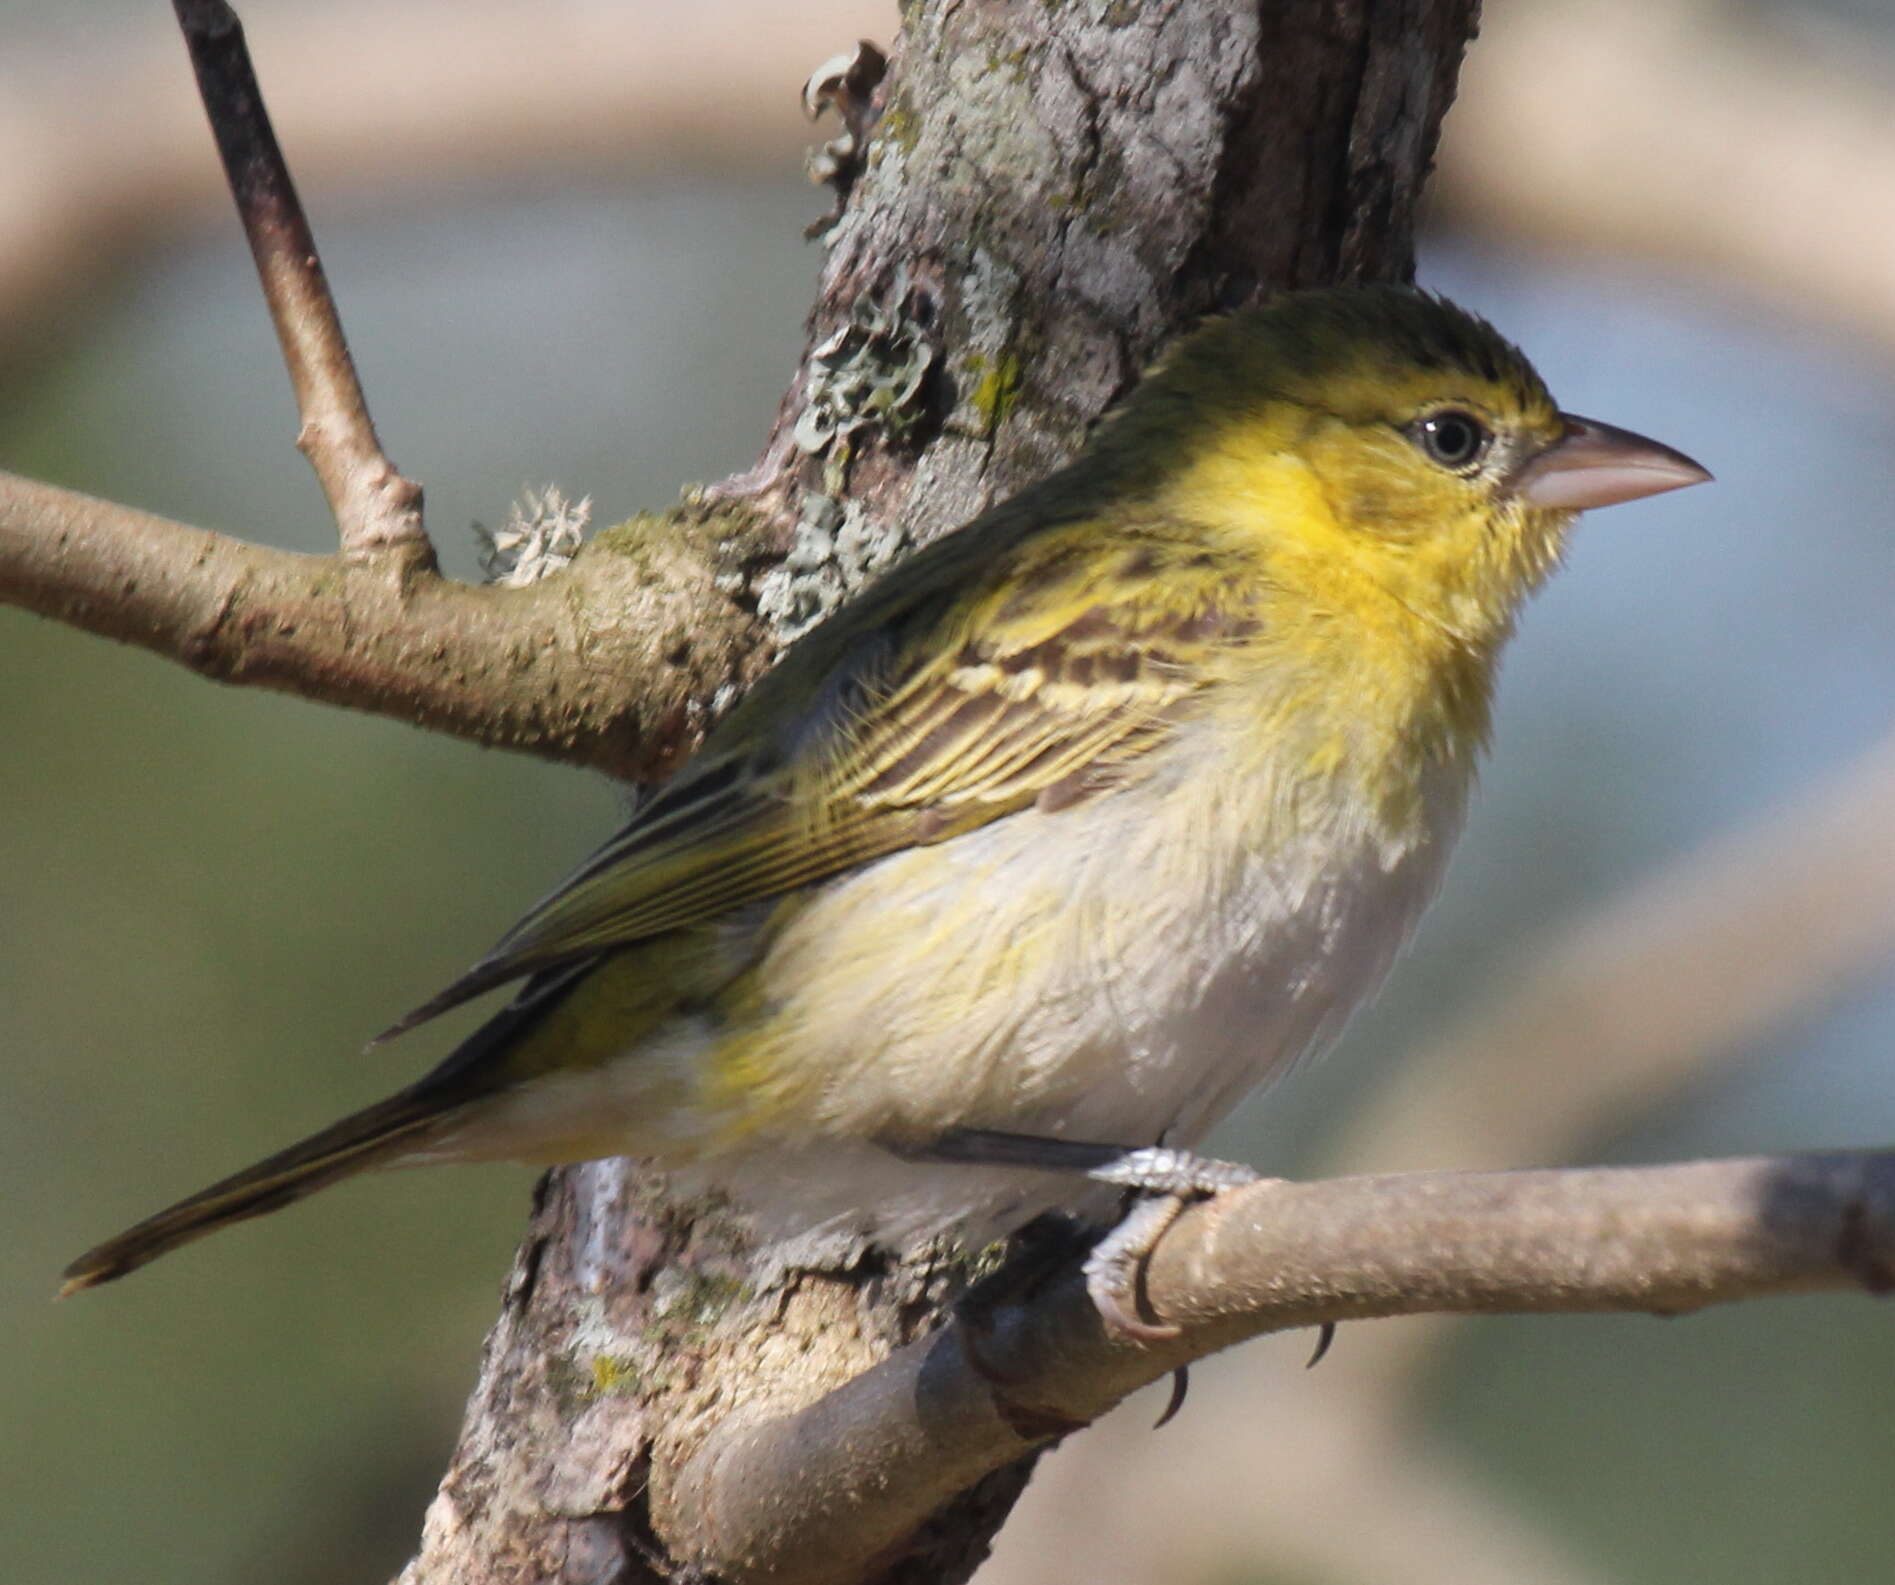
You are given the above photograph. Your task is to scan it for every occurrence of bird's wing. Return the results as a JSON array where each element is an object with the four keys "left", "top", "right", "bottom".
[{"left": 381, "top": 530, "right": 1249, "bottom": 1038}]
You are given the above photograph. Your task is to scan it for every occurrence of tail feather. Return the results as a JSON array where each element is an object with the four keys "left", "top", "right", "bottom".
[
  {"left": 58, "top": 1091, "right": 453, "bottom": 1297},
  {"left": 62, "top": 963, "right": 587, "bottom": 1296}
]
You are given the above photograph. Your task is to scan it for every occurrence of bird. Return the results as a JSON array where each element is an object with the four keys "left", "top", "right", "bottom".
[{"left": 60, "top": 285, "right": 1709, "bottom": 1332}]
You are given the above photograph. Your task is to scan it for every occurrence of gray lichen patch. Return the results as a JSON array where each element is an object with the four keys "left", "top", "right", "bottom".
[
  {"left": 759, "top": 271, "right": 939, "bottom": 639},
  {"left": 803, "top": 40, "right": 890, "bottom": 234},
  {"left": 940, "top": 47, "right": 1060, "bottom": 192},
  {"left": 789, "top": 270, "right": 937, "bottom": 470}
]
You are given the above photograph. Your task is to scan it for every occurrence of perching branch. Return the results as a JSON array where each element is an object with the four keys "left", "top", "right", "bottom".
[
  {"left": 660, "top": 1150, "right": 1895, "bottom": 1585},
  {"left": 173, "top": 0, "right": 429, "bottom": 566}
]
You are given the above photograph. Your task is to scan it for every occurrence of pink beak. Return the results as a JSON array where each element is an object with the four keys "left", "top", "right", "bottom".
[{"left": 1517, "top": 414, "right": 1712, "bottom": 510}]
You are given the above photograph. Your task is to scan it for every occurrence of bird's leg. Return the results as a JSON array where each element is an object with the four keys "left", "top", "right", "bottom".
[
  {"left": 896, "top": 1128, "right": 1142, "bottom": 1174},
  {"left": 901, "top": 1128, "right": 1263, "bottom": 1342}
]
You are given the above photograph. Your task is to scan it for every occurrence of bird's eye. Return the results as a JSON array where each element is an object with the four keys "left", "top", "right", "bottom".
[{"left": 1410, "top": 410, "right": 1491, "bottom": 474}]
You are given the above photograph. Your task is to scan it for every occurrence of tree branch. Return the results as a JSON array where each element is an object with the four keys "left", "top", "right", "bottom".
[
  {"left": 0, "top": 468, "right": 766, "bottom": 779},
  {"left": 665, "top": 1150, "right": 1895, "bottom": 1585},
  {"left": 7, "top": 3, "right": 787, "bottom": 781},
  {"left": 173, "top": 0, "right": 430, "bottom": 566}
]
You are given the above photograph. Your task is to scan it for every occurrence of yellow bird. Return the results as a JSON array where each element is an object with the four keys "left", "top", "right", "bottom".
[{"left": 62, "top": 286, "right": 1708, "bottom": 1330}]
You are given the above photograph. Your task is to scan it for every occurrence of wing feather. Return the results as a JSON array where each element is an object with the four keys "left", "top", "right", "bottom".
[{"left": 381, "top": 531, "right": 1254, "bottom": 1038}]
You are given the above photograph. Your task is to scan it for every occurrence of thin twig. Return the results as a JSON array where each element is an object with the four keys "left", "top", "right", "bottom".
[
  {"left": 660, "top": 1149, "right": 1895, "bottom": 1585},
  {"left": 172, "top": 0, "right": 430, "bottom": 567}
]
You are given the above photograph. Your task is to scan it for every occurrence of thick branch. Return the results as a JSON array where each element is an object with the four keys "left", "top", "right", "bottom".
[
  {"left": 670, "top": 1150, "right": 1895, "bottom": 1585},
  {"left": 0, "top": 469, "right": 763, "bottom": 779},
  {"left": 174, "top": 0, "right": 430, "bottom": 564},
  {"left": 719, "top": 0, "right": 1477, "bottom": 628}
]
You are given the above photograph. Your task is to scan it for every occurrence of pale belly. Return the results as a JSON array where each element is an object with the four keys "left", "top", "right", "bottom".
[
  {"left": 472, "top": 738, "right": 1470, "bottom": 1249},
  {"left": 670, "top": 752, "right": 1468, "bottom": 1247}
]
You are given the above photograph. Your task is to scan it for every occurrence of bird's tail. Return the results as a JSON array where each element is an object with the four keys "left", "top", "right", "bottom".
[{"left": 58, "top": 1089, "right": 454, "bottom": 1297}]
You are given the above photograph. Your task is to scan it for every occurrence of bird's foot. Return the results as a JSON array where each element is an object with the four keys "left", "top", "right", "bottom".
[
  {"left": 1080, "top": 1149, "right": 1262, "bottom": 1342},
  {"left": 900, "top": 1129, "right": 1263, "bottom": 1343}
]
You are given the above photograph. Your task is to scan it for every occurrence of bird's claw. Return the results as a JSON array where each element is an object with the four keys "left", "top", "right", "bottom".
[
  {"left": 1082, "top": 1150, "right": 1265, "bottom": 1342},
  {"left": 1083, "top": 1191, "right": 1189, "bottom": 1340}
]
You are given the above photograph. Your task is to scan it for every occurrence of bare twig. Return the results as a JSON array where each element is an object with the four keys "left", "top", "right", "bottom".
[
  {"left": 173, "top": 0, "right": 429, "bottom": 566},
  {"left": 660, "top": 1150, "right": 1895, "bottom": 1585}
]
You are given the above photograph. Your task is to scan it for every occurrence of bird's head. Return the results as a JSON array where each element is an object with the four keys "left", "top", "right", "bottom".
[{"left": 1100, "top": 285, "right": 1710, "bottom": 651}]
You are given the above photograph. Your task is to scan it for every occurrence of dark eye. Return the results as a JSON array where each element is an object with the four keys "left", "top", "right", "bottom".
[{"left": 1410, "top": 409, "right": 1491, "bottom": 473}]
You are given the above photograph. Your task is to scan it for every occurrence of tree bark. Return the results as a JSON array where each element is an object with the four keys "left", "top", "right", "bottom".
[{"left": 396, "top": 4, "right": 1482, "bottom": 1582}]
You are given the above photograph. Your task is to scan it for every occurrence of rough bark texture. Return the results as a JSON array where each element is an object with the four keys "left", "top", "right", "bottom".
[
  {"left": 729, "top": 0, "right": 1475, "bottom": 638},
  {"left": 396, "top": 5, "right": 1481, "bottom": 1583}
]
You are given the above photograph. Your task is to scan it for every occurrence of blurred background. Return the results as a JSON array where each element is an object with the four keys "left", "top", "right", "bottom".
[{"left": 3, "top": 2, "right": 1893, "bottom": 1582}]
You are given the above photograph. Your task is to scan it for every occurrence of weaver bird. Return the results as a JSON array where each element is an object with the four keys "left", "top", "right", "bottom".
[{"left": 62, "top": 286, "right": 1709, "bottom": 1332}]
